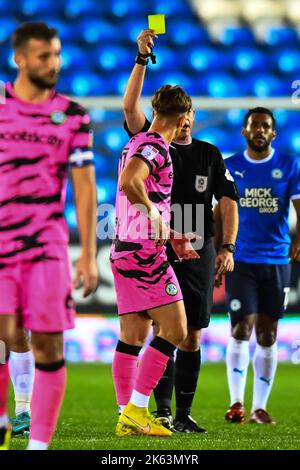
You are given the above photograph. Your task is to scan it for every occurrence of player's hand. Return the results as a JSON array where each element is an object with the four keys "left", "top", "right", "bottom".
[
  {"left": 170, "top": 232, "right": 201, "bottom": 261},
  {"left": 289, "top": 238, "right": 300, "bottom": 262},
  {"left": 74, "top": 253, "right": 100, "bottom": 298},
  {"left": 137, "top": 29, "right": 157, "bottom": 55},
  {"left": 153, "top": 217, "right": 170, "bottom": 247},
  {"left": 214, "top": 272, "right": 224, "bottom": 288},
  {"left": 215, "top": 249, "right": 234, "bottom": 276}
]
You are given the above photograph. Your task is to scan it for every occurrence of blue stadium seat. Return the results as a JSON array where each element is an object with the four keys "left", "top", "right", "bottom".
[
  {"left": 194, "top": 110, "right": 212, "bottom": 123},
  {"left": 0, "top": 70, "right": 15, "bottom": 83},
  {"left": 231, "top": 48, "right": 265, "bottom": 73},
  {"left": 110, "top": 0, "right": 149, "bottom": 17},
  {"left": 0, "top": 44, "right": 14, "bottom": 70},
  {"left": 290, "top": 132, "right": 300, "bottom": 155},
  {"left": 109, "top": 71, "right": 155, "bottom": 95},
  {"left": 273, "top": 109, "right": 289, "bottom": 128},
  {"left": 61, "top": 45, "right": 87, "bottom": 71},
  {"left": 97, "top": 178, "right": 117, "bottom": 204},
  {"left": 200, "top": 73, "right": 240, "bottom": 97},
  {"left": 286, "top": 111, "right": 300, "bottom": 127},
  {"left": 167, "top": 20, "right": 210, "bottom": 46},
  {"left": 194, "top": 127, "right": 228, "bottom": 149},
  {"left": 217, "top": 26, "right": 255, "bottom": 46},
  {"left": 151, "top": 0, "right": 194, "bottom": 17},
  {"left": 122, "top": 18, "right": 149, "bottom": 44},
  {"left": 100, "top": 127, "right": 128, "bottom": 153},
  {"left": 89, "top": 109, "right": 106, "bottom": 123},
  {"left": 64, "top": 205, "right": 77, "bottom": 229},
  {"left": 225, "top": 109, "right": 245, "bottom": 127},
  {"left": 222, "top": 129, "right": 245, "bottom": 153},
  {"left": 147, "top": 46, "right": 174, "bottom": 71},
  {"left": 0, "top": 18, "right": 18, "bottom": 44},
  {"left": 156, "top": 71, "right": 193, "bottom": 95},
  {"left": 93, "top": 152, "right": 113, "bottom": 176},
  {"left": 246, "top": 73, "right": 286, "bottom": 97},
  {"left": 263, "top": 27, "right": 298, "bottom": 47},
  {"left": 277, "top": 130, "right": 300, "bottom": 155},
  {"left": 78, "top": 19, "right": 118, "bottom": 44},
  {"left": 0, "top": 0, "right": 19, "bottom": 15},
  {"left": 19, "top": 0, "right": 64, "bottom": 17},
  {"left": 64, "top": 0, "right": 106, "bottom": 19},
  {"left": 94, "top": 46, "right": 132, "bottom": 72},
  {"left": 186, "top": 46, "right": 227, "bottom": 72},
  {"left": 273, "top": 49, "right": 300, "bottom": 74},
  {"left": 59, "top": 72, "right": 106, "bottom": 96}
]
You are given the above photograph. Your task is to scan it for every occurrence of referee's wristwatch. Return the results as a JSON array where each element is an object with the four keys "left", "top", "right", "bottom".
[{"left": 221, "top": 243, "right": 236, "bottom": 254}]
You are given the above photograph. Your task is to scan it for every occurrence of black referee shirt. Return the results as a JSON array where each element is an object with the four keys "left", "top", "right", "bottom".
[{"left": 124, "top": 118, "right": 239, "bottom": 243}]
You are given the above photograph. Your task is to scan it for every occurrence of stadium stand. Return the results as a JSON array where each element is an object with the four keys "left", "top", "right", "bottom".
[{"left": 0, "top": 0, "right": 299, "bottom": 231}]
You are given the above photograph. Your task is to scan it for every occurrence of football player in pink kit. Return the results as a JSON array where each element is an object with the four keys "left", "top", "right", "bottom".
[
  {"left": 0, "top": 23, "right": 99, "bottom": 450},
  {"left": 111, "top": 85, "right": 200, "bottom": 436}
]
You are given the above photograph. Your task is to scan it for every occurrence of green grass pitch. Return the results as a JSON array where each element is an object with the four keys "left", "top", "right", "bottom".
[{"left": 9, "top": 362, "right": 300, "bottom": 450}]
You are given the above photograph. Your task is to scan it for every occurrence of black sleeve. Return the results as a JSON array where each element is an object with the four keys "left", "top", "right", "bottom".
[
  {"left": 123, "top": 117, "right": 151, "bottom": 138},
  {"left": 213, "top": 148, "right": 240, "bottom": 201}
]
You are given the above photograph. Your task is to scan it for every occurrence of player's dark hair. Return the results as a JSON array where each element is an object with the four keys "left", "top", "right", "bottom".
[
  {"left": 12, "top": 22, "right": 58, "bottom": 50},
  {"left": 243, "top": 107, "right": 276, "bottom": 129},
  {"left": 151, "top": 85, "right": 192, "bottom": 117}
]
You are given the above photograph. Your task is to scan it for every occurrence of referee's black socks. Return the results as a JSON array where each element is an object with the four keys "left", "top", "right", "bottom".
[
  {"left": 175, "top": 349, "right": 201, "bottom": 419},
  {"left": 153, "top": 353, "right": 174, "bottom": 412}
]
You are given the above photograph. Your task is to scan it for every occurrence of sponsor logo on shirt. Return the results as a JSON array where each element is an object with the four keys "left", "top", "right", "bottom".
[
  {"left": 165, "top": 283, "right": 178, "bottom": 296},
  {"left": 239, "top": 187, "right": 279, "bottom": 213},
  {"left": 0, "top": 130, "right": 63, "bottom": 147},
  {"left": 230, "top": 299, "right": 241, "bottom": 311},
  {"left": 271, "top": 169, "right": 283, "bottom": 179},
  {"left": 141, "top": 145, "right": 159, "bottom": 160},
  {"left": 234, "top": 170, "right": 245, "bottom": 179},
  {"left": 51, "top": 111, "right": 67, "bottom": 125},
  {"left": 195, "top": 175, "right": 207, "bottom": 192}
]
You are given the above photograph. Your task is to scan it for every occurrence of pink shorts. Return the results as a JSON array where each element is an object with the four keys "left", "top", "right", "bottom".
[
  {"left": 111, "top": 245, "right": 183, "bottom": 314},
  {"left": 0, "top": 244, "right": 75, "bottom": 332}
]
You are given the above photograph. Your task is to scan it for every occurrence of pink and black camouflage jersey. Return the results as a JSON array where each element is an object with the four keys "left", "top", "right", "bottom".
[
  {"left": 111, "top": 131, "right": 173, "bottom": 259},
  {"left": 0, "top": 82, "right": 94, "bottom": 263},
  {"left": 110, "top": 131, "right": 183, "bottom": 314}
]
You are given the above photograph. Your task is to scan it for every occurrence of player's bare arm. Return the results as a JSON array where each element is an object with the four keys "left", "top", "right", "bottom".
[
  {"left": 123, "top": 29, "right": 157, "bottom": 134},
  {"left": 215, "top": 197, "right": 238, "bottom": 285},
  {"left": 71, "top": 166, "right": 99, "bottom": 297},
  {"left": 213, "top": 203, "right": 223, "bottom": 251},
  {"left": 289, "top": 199, "right": 300, "bottom": 262},
  {"left": 120, "top": 156, "right": 169, "bottom": 246}
]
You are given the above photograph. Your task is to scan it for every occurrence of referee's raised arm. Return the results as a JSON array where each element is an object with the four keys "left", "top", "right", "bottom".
[{"left": 123, "top": 29, "right": 157, "bottom": 135}]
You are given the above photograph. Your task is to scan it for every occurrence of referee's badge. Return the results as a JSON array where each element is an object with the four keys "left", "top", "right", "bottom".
[{"left": 195, "top": 175, "right": 207, "bottom": 192}]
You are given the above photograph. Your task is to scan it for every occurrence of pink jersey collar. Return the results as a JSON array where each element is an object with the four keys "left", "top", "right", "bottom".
[{"left": 6, "top": 82, "right": 56, "bottom": 108}]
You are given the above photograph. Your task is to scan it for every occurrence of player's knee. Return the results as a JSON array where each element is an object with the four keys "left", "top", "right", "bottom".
[
  {"left": 256, "top": 330, "right": 276, "bottom": 347},
  {"left": 232, "top": 321, "right": 252, "bottom": 341},
  {"left": 120, "top": 332, "right": 147, "bottom": 347},
  {"left": 179, "top": 333, "right": 200, "bottom": 351},
  {"left": 167, "top": 324, "right": 187, "bottom": 346},
  {"left": 10, "top": 328, "right": 30, "bottom": 352},
  {"left": 32, "top": 335, "right": 64, "bottom": 362}
]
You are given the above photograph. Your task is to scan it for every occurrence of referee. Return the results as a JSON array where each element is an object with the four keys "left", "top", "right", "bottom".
[{"left": 123, "top": 30, "right": 239, "bottom": 433}]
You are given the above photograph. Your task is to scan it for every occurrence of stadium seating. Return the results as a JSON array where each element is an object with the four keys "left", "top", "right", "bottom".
[
  {"left": 0, "top": 0, "right": 299, "bottom": 228},
  {"left": 0, "top": 0, "right": 298, "bottom": 99}
]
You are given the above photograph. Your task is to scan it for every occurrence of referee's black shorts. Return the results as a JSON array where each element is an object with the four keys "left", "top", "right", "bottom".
[{"left": 168, "top": 238, "right": 216, "bottom": 330}]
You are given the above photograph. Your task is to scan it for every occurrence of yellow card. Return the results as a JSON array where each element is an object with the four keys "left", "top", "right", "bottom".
[{"left": 148, "top": 14, "right": 166, "bottom": 34}]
